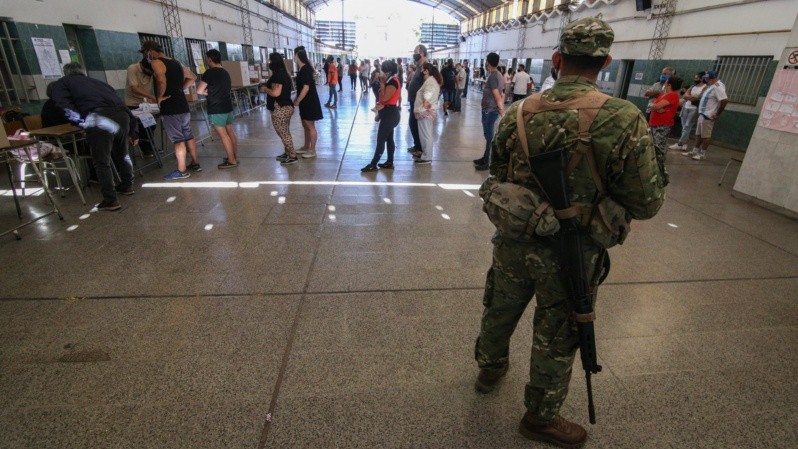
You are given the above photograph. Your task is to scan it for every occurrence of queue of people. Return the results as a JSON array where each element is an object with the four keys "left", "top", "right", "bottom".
[{"left": 48, "top": 35, "right": 724, "bottom": 215}]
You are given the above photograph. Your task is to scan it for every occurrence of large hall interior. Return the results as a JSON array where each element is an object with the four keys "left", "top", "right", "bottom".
[{"left": 1, "top": 1, "right": 796, "bottom": 448}]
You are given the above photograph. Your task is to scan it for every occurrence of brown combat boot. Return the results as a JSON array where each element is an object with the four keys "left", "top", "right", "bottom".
[
  {"left": 474, "top": 363, "right": 508, "bottom": 393},
  {"left": 519, "top": 413, "right": 587, "bottom": 448}
]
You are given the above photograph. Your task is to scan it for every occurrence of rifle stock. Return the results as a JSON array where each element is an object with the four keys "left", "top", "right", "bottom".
[{"left": 529, "top": 149, "right": 602, "bottom": 425}]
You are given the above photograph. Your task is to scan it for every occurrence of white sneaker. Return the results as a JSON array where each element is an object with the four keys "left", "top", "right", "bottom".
[
  {"left": 692, "top": 153, "right": 706, "bottom": 161},
  {"left": 669, "top": 143, "right": 686, "bottom": 150},
  {"left": 681, "top": 150, "right": 696, "bottom": 157},
  {"left": 301, "top": 152, "right": 317, "bottom": 159}
]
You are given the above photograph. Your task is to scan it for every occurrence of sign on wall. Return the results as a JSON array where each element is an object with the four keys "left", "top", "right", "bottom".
[
  {"left": 190, "top": 43, "right": 206, "bottom": 74},
  {"left": 759, "top": 67, "right": 798, "bottom": 134},
  {"left": 32, "top": 37, "right": 62, "bottom": 79}
]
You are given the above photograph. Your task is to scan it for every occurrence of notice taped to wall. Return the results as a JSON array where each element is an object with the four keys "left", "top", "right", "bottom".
[
  {"left": 759, "top": 68, "right": 798, "bottom": 134},
  {"left": 191, "top": 43, "right": 206, "bottom": 74},
  {"left": 32, "top": 37, "right": 62, "bottom": 79}
]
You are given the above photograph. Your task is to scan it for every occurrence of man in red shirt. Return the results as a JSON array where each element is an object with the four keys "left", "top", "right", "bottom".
[
  {"left": 649, "top": 76, "right": 683, "bottom": 187},
  {"left": 324, "top": 56, "right": 338, "bottom": 109}
]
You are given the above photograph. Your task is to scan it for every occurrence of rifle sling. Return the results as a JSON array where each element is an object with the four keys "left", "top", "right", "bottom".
[{"left": 574, "top": 311, "right": 596, "bottom": 323}]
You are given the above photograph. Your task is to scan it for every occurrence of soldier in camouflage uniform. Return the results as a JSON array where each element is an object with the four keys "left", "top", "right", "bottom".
[{"left": 474, "top": 17, "right": 665, "bottom": 448}]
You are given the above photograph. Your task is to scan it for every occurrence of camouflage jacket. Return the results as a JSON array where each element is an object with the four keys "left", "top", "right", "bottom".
[{"left": 489, "top": 75, "right": 664, "bottom": 220}]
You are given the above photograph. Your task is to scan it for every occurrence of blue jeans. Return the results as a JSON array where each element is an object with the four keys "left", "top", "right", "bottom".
[
  {"left": 442, "top": 88, "right": 456, "bottom": 105},
  {"left": 327, "top": 84, "right": 337, "bottom": 105},
  {"left": 453, "top": 89, "right": 463, "bottom": 110},
  {"left": 481, "top": 109, "right": 499, "bottom": 162},
  {"left": 678, "top": 107, "right": 698, "bottom": 145}
]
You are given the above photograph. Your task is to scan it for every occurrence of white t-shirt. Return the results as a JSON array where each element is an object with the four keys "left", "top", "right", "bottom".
[
  {"left": 682, "top": 84, "right": 705, "bottom": 110},
  {"left": 698, "top": 81, "right": 728, "bottom": 116},
  {"left": 512, "top": 71, "right": 531, "bottom": 95},
  {"left": 541, "top": 76, "right": 556, "bottom": 92},
  {"left": 456, "top": 68, "right": 467, "bottom": 90}
]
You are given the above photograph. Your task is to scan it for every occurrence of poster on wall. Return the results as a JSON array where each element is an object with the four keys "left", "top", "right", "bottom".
[
  {"left": 190, "top": 42, "right": 206, "bottom": 74},
  {"left": 32, "top": 37, "right": 62, "bottom": 79},
  {"left": 759, "top": 67, "right": 798, "bottom": 134}
]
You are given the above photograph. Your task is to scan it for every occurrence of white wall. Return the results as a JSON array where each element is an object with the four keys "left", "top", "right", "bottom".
[
  {"left": 454, "top": 0, "right": 798, "bottom": 64},
  {"left": 733, "top": 12, "right": 798, "bottom": 216},
  {"left": 2, "top": 0, "right": 314, "bottom": 50}
]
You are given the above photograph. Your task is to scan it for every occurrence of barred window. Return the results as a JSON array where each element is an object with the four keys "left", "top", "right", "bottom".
[
  {"left": 714, "top": 56, "right": 772, "bottom": 105},
  {"left": 138, "top": 33, "right": 173, "bottom": 59}
]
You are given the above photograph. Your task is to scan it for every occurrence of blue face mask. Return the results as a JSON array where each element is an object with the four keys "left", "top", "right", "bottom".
[{"left": 660, "top": 74, "right": 670, "bottom": 83}]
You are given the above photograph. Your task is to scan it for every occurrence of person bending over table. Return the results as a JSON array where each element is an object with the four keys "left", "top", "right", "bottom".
[{"left": 51, "top": 62, "right": 139, "bottom": 211}]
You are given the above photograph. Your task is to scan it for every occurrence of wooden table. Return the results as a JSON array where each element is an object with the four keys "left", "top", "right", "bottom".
[{"left": 0, "top": 139, "right": 64, "bottom": 240}]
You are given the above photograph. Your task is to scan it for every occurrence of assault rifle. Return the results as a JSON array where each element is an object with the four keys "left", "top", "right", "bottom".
[{"left": 529, "top": 148, "right": 602, "bottom": 425}]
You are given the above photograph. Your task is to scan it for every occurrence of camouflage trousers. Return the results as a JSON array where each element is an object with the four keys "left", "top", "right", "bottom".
[
  {"left": 651, "top": 125, "right": 671, "bottom": 187},
  {"left": 475, "top": 233, "right": 603, "bottom": 423}
]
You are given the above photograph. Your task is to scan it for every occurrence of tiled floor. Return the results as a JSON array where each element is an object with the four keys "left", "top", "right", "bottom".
[{"left": 1, "top": 86, "right": 796, "bottom": 449}]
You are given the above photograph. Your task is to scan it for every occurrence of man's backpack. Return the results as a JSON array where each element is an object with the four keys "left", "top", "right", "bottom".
[{"left": 480, "top": 90, "right": 631, "bottom": 248}]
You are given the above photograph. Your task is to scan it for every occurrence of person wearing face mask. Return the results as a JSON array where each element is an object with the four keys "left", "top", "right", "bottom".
[
  {"left": 684, "top": 70, "right": 728, "bottom": 161},
  {"left": 361, "top": 60, "right": 402, "bottom": 172},
  {"left": 412, "top": 63, "right": 442, "bottom": 165},
  {"left": 406, "top": 44, "right": 427, "bottom": 155},
  {"left": 644, "top": 66, "right": 675, "bottom": 119},
  {"left": 261, "top": 53, "right": 298, "bottom": 165},
  {"left": 292, "top": 46, "right": 323, "bottom": 159},
  {"left": 142, "top": 40, "right": 200, "bottom": 180},
  {"left": 670, "top": 71, "right": 707, "bottom": 151}
]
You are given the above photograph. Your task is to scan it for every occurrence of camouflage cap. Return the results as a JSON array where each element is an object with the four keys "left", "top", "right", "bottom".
[{"left": 558, "top": 17, "right": 615, "bottom": 57}]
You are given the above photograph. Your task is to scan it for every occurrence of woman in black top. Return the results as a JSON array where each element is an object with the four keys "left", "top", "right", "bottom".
[
  {"left": 260, "top": 52, "right": 298, "bottom": 165},
  {"left": 292, "top": 46, "right": 322, "bottom": 159}
]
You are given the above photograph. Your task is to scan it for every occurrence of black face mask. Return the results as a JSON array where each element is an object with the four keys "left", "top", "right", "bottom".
[{"left": 413, "top": 54, "right": 421, "bottom": 62}]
